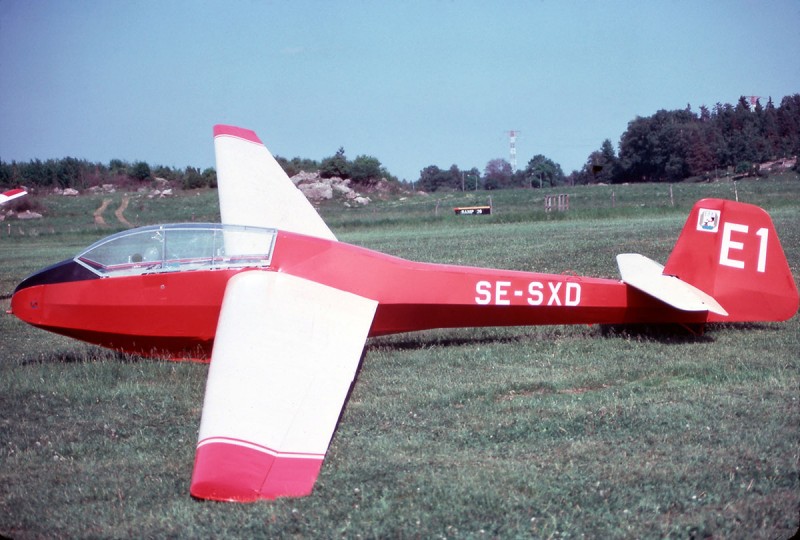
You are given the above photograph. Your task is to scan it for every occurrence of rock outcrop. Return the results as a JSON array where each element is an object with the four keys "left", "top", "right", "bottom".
[{"left": 290, "top": 172, "right": 371, "bottom": 206}]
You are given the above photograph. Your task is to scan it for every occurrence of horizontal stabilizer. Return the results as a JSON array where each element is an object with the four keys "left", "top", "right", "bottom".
[{"left": 617, "top": 253, "right": 728, "bottom": 316}]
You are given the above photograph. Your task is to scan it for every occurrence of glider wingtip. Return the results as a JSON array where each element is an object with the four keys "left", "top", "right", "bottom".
[
  {"left": 213, "top": 124, "right": 263, "bottom": 144},
  {"left": 0, "top": 188, "right": 27, "bottom": 205},
  {"left": 191, "top": 439, "right": 322, "bottom": 502}
]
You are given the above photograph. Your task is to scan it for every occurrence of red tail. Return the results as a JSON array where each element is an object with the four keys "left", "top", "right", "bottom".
[{"left": 664, "top": 198, "right": 798, "bottom": 322}]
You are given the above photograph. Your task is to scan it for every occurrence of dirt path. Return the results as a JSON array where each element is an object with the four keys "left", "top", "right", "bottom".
[
  {"left": 115, "top": 196, "right": 132, "bottom": 227},
  {"left": 93, "top": 198, "right": 112, "bottom": 226},
  {"left": 93, "top": 196, "right": 132, "bottom": 227}
]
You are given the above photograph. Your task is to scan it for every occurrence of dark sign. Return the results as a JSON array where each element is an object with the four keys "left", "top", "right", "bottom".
[{"left": 454, "top": 206, "right": 491, "bottom": 215}]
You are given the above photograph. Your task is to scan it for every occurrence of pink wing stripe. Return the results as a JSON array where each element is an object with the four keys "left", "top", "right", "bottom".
[
  {"left": 3, "top": 188, "right": 26, "bottom": 198},
  {"left": 191, "top": 439, "right": 323, "bottom": 501},
  {"left": 196, "top": 436, "right": 324, "bottom": 460},
  {"left": 213, "top": 124, "right": 263, "bottom": 144}
]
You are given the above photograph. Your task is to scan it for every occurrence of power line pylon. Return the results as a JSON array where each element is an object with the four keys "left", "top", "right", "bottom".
[{"left": 507, "top": 130, "right": 519, "bottom": 171}]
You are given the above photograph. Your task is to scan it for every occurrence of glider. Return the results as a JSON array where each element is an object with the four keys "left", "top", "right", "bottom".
[
  {"left": 0, "top": 188, "right": 27, "bottom": 205},
  {"left": 10, "top": 125, "right": 799, "bottom": 502}
]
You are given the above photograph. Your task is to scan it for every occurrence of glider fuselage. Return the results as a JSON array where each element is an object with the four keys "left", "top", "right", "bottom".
[{"left": 11, "top": 227, "right": 702, "bottom": 360}]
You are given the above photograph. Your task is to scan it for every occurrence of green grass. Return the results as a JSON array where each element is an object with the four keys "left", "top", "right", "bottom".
[{"left": 1, "top": 174, "right": 798, "bottom": 538}]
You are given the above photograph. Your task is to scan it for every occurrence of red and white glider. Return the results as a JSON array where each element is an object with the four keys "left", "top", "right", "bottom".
[
  {"left": 0, "top": 188, "right": 27, "bottom": 205},
  {"left": 10, "top": 125, "right": 798, "bottom": 502}
]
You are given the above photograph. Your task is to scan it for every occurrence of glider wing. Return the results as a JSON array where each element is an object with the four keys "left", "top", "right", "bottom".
[
  {"left": 190, "top": 270, "right": 377, "bottom": 501},
  {"left": 617, "top": 253, "right": 728, "bottom": 316},
  {"left": 213, "top": 124, "right": 336, "bottom": 240},
  {"left": 0, "top": 188, "right": 27, "bottom": 205}
]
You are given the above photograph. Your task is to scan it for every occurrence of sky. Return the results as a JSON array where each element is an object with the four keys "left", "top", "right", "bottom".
[{"left": 1, "top": 0, "right": 799, "bottom": 182}]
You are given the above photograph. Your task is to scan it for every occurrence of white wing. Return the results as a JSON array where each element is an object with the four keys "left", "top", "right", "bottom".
[
  {"left": 190, "top": 270, "right": 377, "bottom": 501},
  {"left": 213, "top": 124, "right": 336, "bottom": 240},
  {"left": 0, "top": 189, "right": 27, "bottom": 205},
  {"left": 617, "top": 253, "right": 727, "bottom": 316}
]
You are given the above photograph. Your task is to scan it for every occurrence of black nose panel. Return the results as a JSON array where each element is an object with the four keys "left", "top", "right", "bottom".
[{"left": 14, "top": 259, "right": 99, "bottom": 293}]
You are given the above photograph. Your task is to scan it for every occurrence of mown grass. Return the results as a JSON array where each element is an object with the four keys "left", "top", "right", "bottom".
[{"left": 1, "top": 174, "right": 798, "bottom": 538}]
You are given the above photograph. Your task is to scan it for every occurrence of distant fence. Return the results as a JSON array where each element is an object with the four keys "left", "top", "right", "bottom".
[{"left": 544, "top": 194, "right": 569, "bottom": 212}]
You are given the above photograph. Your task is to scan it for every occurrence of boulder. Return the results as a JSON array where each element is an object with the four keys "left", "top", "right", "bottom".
[
  {"left": 299, "top": 182, "right": 333, "bottom": 200},
  {"left": 290, "top": 170, "right": 371, "bottom": 205},
  {"left": 17, "top": 210, "right": 43, "bottom": 220}
]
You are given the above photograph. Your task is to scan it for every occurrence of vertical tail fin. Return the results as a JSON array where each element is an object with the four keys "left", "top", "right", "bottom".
[{"left": 663, "top": 198, "right": 798, "bottom": 322}]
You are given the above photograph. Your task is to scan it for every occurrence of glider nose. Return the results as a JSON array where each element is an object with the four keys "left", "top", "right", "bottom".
[
  {"left": 10, "top": 283, "right": 44, "bottom": 325},
  {"left": 10, "top": 258, "right": 97, "bottom": 325}
]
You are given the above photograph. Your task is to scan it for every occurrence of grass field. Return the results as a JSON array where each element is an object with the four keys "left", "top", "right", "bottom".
[{"left": 1, "top": 175, "right": 798, "bottom": 538}]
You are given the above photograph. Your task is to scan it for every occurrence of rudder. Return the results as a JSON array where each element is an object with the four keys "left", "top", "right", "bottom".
[{"left": 663, "top": 198, "right": 798, "bottom": 322}]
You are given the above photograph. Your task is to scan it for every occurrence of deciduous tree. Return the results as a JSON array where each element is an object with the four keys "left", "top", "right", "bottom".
[
  {"left": 350, "top": 155, "right": 382, "bottom": 185},
  {"left": 483, "top": 159, "right": 513, "bottom": 190},
  {"left": 524, "top": 155, "right": 565, "bottom": 188},
  {"left": 320, "top": 147, "right": 350, "bottom": 179}
]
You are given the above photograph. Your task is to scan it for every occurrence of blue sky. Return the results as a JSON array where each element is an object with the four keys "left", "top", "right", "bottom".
[{"left": 1, "top": 1, "right": 799, "bottom": 181}]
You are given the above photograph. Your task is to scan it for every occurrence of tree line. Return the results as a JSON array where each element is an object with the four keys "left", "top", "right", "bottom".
[
  {"left": 415, "top": 94, "right": 800, "bottom": 191},
  {"left": 415, "top": 154, "right": 566, "bottom": 192},
  {"left": 0, "top": 157, "right": 218, "bottom": 191},
  {"left": 0, "top": 147, "right": 397, "bottom": 192},
  {"left": 275, "top": 148, "right": 397, "bottom": 185},
  {"left": 575, "top": 94, "right": 800, "bottom": 185},
  {"left": 2, "top": 94, "right": 798, "bottom": 193}
]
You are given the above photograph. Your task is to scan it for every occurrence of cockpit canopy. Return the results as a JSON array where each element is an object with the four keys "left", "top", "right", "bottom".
[{"left": 76, "top": 223, "right": 277, "bottom": 277}]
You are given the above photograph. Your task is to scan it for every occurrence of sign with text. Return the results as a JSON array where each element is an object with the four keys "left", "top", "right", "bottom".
[{"left": 454, "top": 206, "right": 491, "bottom": 215}]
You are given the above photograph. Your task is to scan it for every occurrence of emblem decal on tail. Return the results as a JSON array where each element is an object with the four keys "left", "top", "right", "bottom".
[{"left": 697, "top": 208, "right": 720, "bottom": 232}]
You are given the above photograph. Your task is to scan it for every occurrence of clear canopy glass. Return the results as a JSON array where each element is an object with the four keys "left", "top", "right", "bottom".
[{"left": 76, "top": 223, "right": 276, "bottom": 276}]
